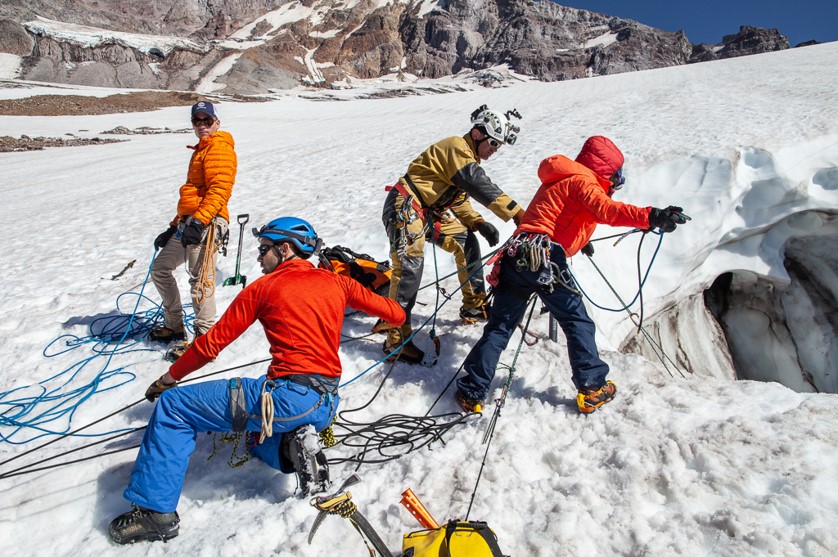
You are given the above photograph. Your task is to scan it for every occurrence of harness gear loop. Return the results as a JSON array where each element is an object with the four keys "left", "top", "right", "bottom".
[
  {"left": 505, "top": 232, "right": 581, "bottom": 296},
  {"left": 229, "top": 377, "right": 248, "bottom": 432}
]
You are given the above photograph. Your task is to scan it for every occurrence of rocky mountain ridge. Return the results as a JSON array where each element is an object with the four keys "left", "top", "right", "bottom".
[{"left": 0, "top": 0, "right": 796, "bottom": 94}]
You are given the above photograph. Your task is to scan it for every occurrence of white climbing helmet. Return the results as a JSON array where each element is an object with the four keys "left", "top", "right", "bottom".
[{"left": 470, "top": 105, "right": 522, "bottom": 145}]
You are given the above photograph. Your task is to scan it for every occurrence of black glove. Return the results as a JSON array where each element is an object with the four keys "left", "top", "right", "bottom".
[
  {"left": 581, "top": 242, "right": 595, "bottom": 257},
  {"left": 648, "top": 206, "right": 687, "bottom": 233},
  {"left": 145, "top": 376, "right": 176, "bottom": 402},
  {"left": 474, "top": 220, "right": 500, "bottom": 247},
  {"left": 154, "top": 226, "right": 177, "bottom": 251},
  {"left": 181, "top": 219, "right": 205, "bottom": 246}
]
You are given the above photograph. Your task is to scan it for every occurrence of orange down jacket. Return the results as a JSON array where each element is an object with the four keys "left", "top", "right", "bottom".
[
  {"left": 517, "top": 136, "right": 652, "bottom": 257},
  {"left": 168, "top": 259, "right": 405, "bottom": 381},
  {"left": 174, "top": 130, "right": 236, "bottom": 226}
]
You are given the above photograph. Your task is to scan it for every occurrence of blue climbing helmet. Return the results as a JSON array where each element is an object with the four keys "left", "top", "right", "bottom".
[{"left": 253, "top": 216, "right": 321, "bottom": 255}]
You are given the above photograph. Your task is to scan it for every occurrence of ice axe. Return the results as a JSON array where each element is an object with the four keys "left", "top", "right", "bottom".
[{"left": 223, "top": 214, "right": 249, "bottom": 288}]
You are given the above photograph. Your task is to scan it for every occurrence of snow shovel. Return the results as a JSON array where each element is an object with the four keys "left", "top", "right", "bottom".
[{"left": 223, "top": 214, "right": 249, "bottom": 288}]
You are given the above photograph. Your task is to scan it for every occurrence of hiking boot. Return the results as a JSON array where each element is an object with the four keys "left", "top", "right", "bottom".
[
  {"left": 371, "top": 318, "right": 394, "bottom": 334},
  {"left": 148, "top": 324, "right": 186, "bottom": 344},
  {"left": 459, "top": 304, "right": 489, "bottom": 324},
  {"left": 109, "top": 505, "right": 180, "bottom": 544},
  {"left": 576, "top": 381, "right": 617, "bottom": 414},
  {"left": 455, "top": 389, "right": 484, "bottom": 413},
  {"left": 382, "top": 340, "right": 425, "bottom": 364}
]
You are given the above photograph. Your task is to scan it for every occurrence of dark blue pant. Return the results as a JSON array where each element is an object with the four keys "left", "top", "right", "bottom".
[
  {"left": 458, "top": 248, "right": 609, "bottom": 401},
  {"left": 123, "top": 376, "right": 338, "bottom": 513}
]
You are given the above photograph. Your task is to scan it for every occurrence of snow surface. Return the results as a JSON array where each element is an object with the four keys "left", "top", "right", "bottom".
[
  {"left": 1, "top": 43, "right": 837, "bottom": 556},
  {"left": 584, "top": 31, "right": 619, "bottom": 49},
  {"left": 196, "top": 53, "right": 244, "bottom": 94},
  {"left": 0, "top": 53, "right": 21, "bottom": 79}
]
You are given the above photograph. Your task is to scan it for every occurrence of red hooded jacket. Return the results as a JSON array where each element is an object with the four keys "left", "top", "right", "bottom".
[
  {"left": 517, "top": 136, "right": 652, "bottom": 256},
  {"left": 169, "top": 259, "right": 405, "bottom": 381}
]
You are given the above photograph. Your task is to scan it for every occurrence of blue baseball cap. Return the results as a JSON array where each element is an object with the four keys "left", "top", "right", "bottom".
[{"left": 191, "top": 101, "right": 217, "bottom": 119}]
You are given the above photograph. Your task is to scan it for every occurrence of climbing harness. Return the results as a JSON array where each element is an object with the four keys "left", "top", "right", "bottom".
[{"left": 503, "top": 232, "right": 581, "bottom": 295}]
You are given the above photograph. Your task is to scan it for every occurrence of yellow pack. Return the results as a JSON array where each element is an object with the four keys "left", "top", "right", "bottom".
[{"left": 402, "top": 521, "right": 506, "bottom": 557}]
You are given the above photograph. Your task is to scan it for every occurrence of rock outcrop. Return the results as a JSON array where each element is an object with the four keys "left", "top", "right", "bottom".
[
  {"left": 0, "top": 1, "right": 793, "bottom": 94},
  {"left": 690, "top": 25, "right": 790, "bottom": 63}
]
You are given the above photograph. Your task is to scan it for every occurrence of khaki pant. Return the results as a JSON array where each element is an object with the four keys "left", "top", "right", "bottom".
[
  {"left": 385, "top": 196, "right": 425, "bottom": 346},
  {"left": 151, "top": 219, "right": 228, "bottom": 336},
  {"left": 430, "top": 218, "right": 486, "bottom": 310}
]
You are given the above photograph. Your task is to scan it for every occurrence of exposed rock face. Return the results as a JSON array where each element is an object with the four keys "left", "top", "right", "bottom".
[
  {"left": 0, "top": 20, "right": 33, "bottom": 56},
  {"left": 0, "top": 2, "right": 793, "bottom": 94},
  {"left": 690, "top": 25, "right": 790, "bottom": 63}
]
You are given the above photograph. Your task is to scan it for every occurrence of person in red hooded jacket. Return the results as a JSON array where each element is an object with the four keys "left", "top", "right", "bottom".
[{"left": 454, "top": 136, "right": 688, "bottom": 414}]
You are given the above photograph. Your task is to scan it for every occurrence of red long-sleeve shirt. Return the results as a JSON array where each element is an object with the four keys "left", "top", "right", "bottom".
[{"left": 169, "top": 258, "right": 405, "bottom": 381}]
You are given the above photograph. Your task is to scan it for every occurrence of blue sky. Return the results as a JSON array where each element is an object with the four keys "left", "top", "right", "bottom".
[{"left": 560, "top": 1, "right": 837, "bottom": 46}]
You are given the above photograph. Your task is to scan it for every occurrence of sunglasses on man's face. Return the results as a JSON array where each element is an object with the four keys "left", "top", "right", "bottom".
[
  {"left": 486, "top": 138, "right": 502, "bottom": 149},
  {"left": 191, "top": 117, "right": 215, "bottom": 127},
  {"left": 257, "top": 244, "right": 275, "bottom": 257}
]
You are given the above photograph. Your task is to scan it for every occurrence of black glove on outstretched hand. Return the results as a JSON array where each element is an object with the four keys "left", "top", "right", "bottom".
[
  {"left": 649, "top": 206, "right": 688, "bottom": 233},
  {"left": 181, "top": 219, "right": 205, "bottom": 247},
  {"left": 474, "top": 220, "right": 500, "bottom": 247},
  {"left": 154, "top": 226, "right": 177, "bottom": 250},
  {"left": 145, "top": 376, "right": 176, "bottom": 402},
  {"left": 581, "top": 242, "right": 595, "bottom": 257}
]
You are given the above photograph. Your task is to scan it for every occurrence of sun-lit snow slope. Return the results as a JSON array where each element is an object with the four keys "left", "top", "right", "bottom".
[{"left": 0, "top": 43, "right": 836, "bottom": 556}]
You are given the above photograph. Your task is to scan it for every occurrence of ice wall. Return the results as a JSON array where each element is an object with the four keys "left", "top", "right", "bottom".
[{"left": 603, "top": 139, "right": 838, "bottom": 392}]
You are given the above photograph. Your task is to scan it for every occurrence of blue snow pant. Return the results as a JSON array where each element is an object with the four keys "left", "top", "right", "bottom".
[
  {"left": 457, "top": 246, "right": 609, "bottom": 401},
  {"left": 123, "top": 375, "right": 338, "bottom": 513}
]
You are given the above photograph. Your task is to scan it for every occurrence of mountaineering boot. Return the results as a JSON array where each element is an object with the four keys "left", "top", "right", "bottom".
[
  {"left": 282, "top": 424, "right": 330, "bottom": 496},
  {"left": 382, "top": 340, "right": 425, "bottom": 365},
  {"left": 109, "top": 505, "right": 180, "bottom": 544},
  {"left": 459, "top": 303, "right": 490, "bottom": 325},
  {"left": 164, "top": 340, "right": 190, "bottom": 363},
  {"left": 165, "top": 331, "right": 201, "bottom": 363},
  {"left": 370, "top": 318, "right": 394, "bottom": 334},
  {"left": 148, "top": 324, "right": 186, "bottom": 344},
  {"left": 455, "top": 388, "right": 484, "bottom": 413},
  {"left": 576, "top": 381, "right": 617, "bottom": 414}
]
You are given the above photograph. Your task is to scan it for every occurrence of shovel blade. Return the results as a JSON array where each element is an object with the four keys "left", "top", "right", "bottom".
[{"left": 222, "top": 275, "right": 247, "bottom": 288}]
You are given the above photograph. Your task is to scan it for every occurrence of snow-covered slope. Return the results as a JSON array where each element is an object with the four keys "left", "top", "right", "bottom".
[{"left": 0, "top": 43, "right": 837, "bottom": 556}]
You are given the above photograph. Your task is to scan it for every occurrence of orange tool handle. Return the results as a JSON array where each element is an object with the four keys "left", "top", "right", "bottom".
[{"left": 400, "top": 488, "right": 440, "bottom": 529}]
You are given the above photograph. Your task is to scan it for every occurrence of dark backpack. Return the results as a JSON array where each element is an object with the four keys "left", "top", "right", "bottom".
[{"left": 319, "top": 245, "right": 392, "bottom": 296}]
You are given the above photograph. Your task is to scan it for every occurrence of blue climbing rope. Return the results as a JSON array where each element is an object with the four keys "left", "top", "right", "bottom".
[{"left": 0, "top": 251, "right": 193, "bottom": 444}]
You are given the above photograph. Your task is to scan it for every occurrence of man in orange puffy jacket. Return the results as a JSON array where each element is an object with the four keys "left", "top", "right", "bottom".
[
  {"left": 149, "top": 101, "right": 237, "bottom": 351},
  {"left": 455, "top": 136, "right": 688, "bottom": 414}
]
